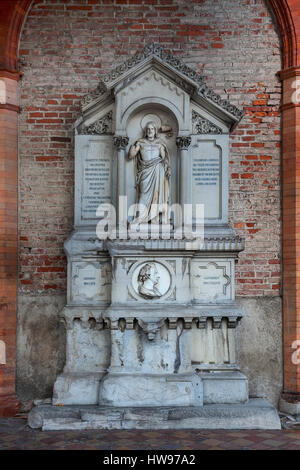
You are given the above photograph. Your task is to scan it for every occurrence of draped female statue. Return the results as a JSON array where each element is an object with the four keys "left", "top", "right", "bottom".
[{"left": 128, "top": 121, "right": 170, "bottom": 224}]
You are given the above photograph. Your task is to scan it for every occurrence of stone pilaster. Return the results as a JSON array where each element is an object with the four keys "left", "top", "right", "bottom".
[{"left": 176, "top": 136, "right": 192, "bottom": 219}]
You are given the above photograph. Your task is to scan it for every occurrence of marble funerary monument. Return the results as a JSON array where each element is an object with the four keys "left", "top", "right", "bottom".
[{"left": 29, "top": 44, "right": 280, "bottom": 430}]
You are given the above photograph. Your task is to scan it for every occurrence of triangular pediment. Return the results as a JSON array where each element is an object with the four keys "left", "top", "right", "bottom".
[
  {"left": 81, "top": 43, "right": 244, "bottom": 129},
  {"left": 101, "top": 46, "right": 203, "bottom": 94}
]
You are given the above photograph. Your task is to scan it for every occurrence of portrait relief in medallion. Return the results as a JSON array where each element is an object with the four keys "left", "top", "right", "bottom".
[
  {"left": 137, "top": 262, "right": 162, "bottom": 299},
  {"left": 128, "top": 121, "right": 171, "bottom": 224}
]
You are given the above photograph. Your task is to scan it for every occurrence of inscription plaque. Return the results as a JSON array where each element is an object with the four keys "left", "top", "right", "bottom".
[
  {"left": 76, "top": 136, "right": 113, "bottom": 223},
  {"left": 192, "top": 140, "right": 221, "bottom": 220}
]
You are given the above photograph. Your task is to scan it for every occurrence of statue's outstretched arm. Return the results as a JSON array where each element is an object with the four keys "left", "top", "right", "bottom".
[{"left": 128, "top": 141, "right": 140, "bottom": 160}]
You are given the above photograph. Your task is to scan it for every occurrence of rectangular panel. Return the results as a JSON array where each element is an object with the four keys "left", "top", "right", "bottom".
[
  {"left": 191, "top": 258, "right": 234, "bottom": 303},
  {"left": 75, "top": 135, "right": 113, "bottom": 226},
  {"left": 192, "top": 139, "right": 221, "bottom": 219},
  {"left": 191, "top": 135, "right": 229, "bottom": 224},
  {"left": 70, "top": 260, "right": 111, "bottom": 304}
]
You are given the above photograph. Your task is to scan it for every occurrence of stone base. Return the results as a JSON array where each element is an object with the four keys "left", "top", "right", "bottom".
[
  {"left": 99, "top": 373, "right": 203, "bottom": 407},
  {"left": 279, "top": 398, "right": 300, "bottom": 416},
  {"left": 53, "top": 373, "right": 105, "bottom": 405},
  {"left": 28, "top": 399, "right": 281, "bottom": 430},
  {"left": 199, "top": 371, "right": 248, "bottom": 404}
]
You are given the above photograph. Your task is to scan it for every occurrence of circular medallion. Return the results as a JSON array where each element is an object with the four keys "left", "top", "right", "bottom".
[{"left": 131, "top": 261, "right": 171, "bottom": 300}]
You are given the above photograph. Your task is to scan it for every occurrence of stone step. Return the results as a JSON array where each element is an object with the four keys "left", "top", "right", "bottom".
[{"left": 28, "top": 398, "right": 281, "bottom": 431}]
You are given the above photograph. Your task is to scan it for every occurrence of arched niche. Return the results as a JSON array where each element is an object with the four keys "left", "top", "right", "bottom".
[
  {"left": 76, "top": 44, "right": 243, "bottom": 228},
  {"left": 125, "top": 103, "right": 179, "bottom": 208}
]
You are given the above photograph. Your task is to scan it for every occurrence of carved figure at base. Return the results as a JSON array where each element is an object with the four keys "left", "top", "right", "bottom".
[
  {"left": 138, "top": 263, "right": 162, "bottom": 299},
  {"left": 128, "top": 121, "right": 170, "bottom": 224}
]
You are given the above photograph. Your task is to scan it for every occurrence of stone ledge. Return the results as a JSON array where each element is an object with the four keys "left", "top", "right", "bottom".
[
  {"left": 28, "top": 399, "right": 281, "bottom": 430},
  {"left": 279, "top": 398, "right": 300, "bottom": 416}
]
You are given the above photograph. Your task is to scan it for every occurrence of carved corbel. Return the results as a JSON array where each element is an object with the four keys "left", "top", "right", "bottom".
[
  {"left": 168, "top": 318, "right": 178, "bottom": 329},
  {"left": 184, "top": 317, "right": 193, "bottom": 329},
  {"left": 137, "top": 318, "right": 166, "bottom": 341},
  {"left": 212, "top": 317, "right": 222, "bottom": 329},
  {"left": 125, "top": 318, "right": 135, "bottom": 330},
  {"left": 118, "top": 318, "right": 126, "bottom": 332},
  {"left": 95, "top": 319, "right": 104, "bottom": 331},
  {"left": 60, "top": 317, "right": 74, "bottom": 330},
  {"left": 110, "top": 319, "right": 119, "bottom": 330},
  {"left": 81, "top": 320, "right": 90, "bottom": 330},
  {"left": 197, "top": 318, "right": 207, "bottom": 329},
  {"left": 227, "top": 316, "right": 240, "bottom": 328}
]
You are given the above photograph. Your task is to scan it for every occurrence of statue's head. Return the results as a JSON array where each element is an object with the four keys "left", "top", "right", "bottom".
[
  {"left": 143, "top": 121, "right": 158, "bottom": 139},
  {"left": 138, "top": 263, "right": 160, "bottom": 286}
]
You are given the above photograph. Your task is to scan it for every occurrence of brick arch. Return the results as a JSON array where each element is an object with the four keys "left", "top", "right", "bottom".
[
  {"left": 268, "top": 0, "right": 297, "bottom": 68},
  {"left": 0, "top": 0, "right": 299, "bottom": 416}
]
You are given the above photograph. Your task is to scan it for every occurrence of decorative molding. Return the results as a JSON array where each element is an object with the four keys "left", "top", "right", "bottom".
[
  {"left": 81, "top": 83, "right": 107, "bottom": 108},
  {"left": 79, "top": 111, "right": 113, "bottom": 135},
  {"left": 199, "top": 85, "right": 245, "bottom": 120},
  {"left": 124, "top": 69, "right": 185, "bottom": 99},
  {"left": 278, "top": 65, "right": 300, "bottom": 80},
  {"left": 268, "top": 0, "right": 297, "bottom": 69},
  {"left": 227, "top": 316, "right": 240, "bottom": 328},
  {"left": 0, "top": 69, "right": 22, "bottom": 81},
  {"left": 176, "top": 136, "right": 191, "bottom": 150},
  {"left": 0, "top": 103, "right": 20, "bottom": 113},
  {"left": 81, "top": 43, "right": 244, "bottom": 121},
  {"left": 137, "top": 318, "right": 166, "bottom": 341},
  {"left": 113, "top": 135, "right": 129, "bottom": 150},
  {"left": 102, "top": 43, "right": 206, "bottom": 88},
  {"left": 192, "top": 110, "right": 222, "bottom": 134}
]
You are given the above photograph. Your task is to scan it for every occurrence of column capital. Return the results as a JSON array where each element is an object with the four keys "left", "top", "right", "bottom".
[
  {"left": 176, "top": 136, "right": 191, "bottom": 150},
  {"left": 113, "top": 136, "right": 129, "bottom": 150}
]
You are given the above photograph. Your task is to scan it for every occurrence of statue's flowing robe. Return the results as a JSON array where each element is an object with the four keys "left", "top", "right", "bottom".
[{"left": 134, "top": 138, "right": 170, "bottom": 223}]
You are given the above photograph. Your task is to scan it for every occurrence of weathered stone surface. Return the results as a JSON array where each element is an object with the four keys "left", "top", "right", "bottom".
[
  {"left": 28, "top": 399, "right": 281, "bottom": 431},
  {"left": 53, "top": 373, "right": 105, "bottom": 406},
  {"left": 236, "top": 297, "right": 282, "bottom": 407},
  {"left": 99, "top": 374, "right": 203, "bottom": 407},
  {"left": 279, "top": 399, "right": 300, "bottom": 416},
  {"left": 16, "top": 295, "right": 66, "bottom": 403},
  {"left": 199, "top": 371, "right": 248, "bottom": 404}
]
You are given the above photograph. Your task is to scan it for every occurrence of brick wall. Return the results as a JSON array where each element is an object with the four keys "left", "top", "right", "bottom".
[{"left": 18, "top": 0, "right": 281, "bottom": 297}]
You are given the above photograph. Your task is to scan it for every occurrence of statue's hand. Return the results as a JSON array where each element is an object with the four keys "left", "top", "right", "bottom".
[
  {"left": 129, "top": 141, "right": 140, "bottom": 159},
  {"left": 165, "top": 165, "right": 171, "bottom": 178}
]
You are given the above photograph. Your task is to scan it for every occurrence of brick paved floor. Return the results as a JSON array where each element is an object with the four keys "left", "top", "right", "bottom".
[{"left": 0, "top": 418, "right": 300, "bottom": 450}]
